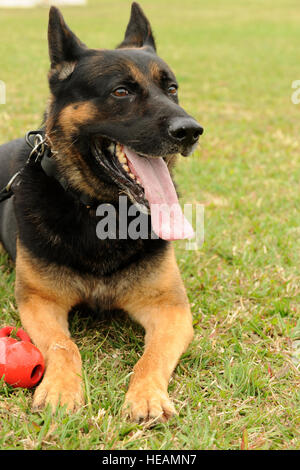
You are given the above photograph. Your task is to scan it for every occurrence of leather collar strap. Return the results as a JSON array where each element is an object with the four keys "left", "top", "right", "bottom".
[
  {"left": 0, "top": 172, "right": 21, "bottom": 203},
  {"left": 40, "top": 150, "right": 97, "bottom": 208}
]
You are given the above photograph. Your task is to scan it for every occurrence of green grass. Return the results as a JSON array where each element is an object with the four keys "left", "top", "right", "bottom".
[{"left": 0, "top": 0, "right": 300, "bottom": 450}]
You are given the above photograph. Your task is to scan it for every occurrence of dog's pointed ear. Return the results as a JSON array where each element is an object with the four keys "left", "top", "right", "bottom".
[
  {"left": 48, "top": 6, "right": 87, "bottom": 68},
  {"left": 117, "top": 2, "right": 156, "bottom": 51}
]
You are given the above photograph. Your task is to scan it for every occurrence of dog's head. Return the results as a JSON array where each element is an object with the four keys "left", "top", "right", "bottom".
[{"left": 45, "top": 2, "right": 203, "bottom": 219}]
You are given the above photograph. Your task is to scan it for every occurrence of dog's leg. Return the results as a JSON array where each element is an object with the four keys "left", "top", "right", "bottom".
[
  {"left": 121, "top": 246, "right": 194, "bottom": 422},
  {"left": 15, "top": 245, "right": 83, "bottom": 411}
]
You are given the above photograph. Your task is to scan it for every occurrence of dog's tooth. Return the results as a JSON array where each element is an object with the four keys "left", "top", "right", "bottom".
[
  {"left": 118, "top": 153, "right": 127, "bottom": 163},
  {"left": 129, "top": 173, "right": 135, "bottom": 180},
  {"left": 123, "top": 164, "right": 129, "bottom": 172},
  {"left": 116, "top": 143, "right": 122, "bottom": 153},
  {"left": 116, "top": 148, "right": 126, "bottom": 159}
]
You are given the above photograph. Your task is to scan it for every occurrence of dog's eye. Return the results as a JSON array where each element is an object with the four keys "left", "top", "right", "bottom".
[
  {"left": 168, "top": 85, "right": 178, "bottom": 96},
  {"left": 113, "top": 88, "right": 129, "bottom": 97}
]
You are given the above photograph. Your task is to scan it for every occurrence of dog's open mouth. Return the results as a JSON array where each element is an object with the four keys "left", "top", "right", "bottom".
[
  {"left": 92, "top": 138, "right": 146, "bottom": 207},
  {"left": 92, "top": 137, "right": 194, "bottom": 241}
]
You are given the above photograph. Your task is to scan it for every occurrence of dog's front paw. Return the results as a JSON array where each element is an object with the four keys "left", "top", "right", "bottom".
[
  {"left": 32, "top": 369, "right": 84, "bottom": 412},
  {"left": 123, "top": 383, "right": 176, "bottom": 423}
]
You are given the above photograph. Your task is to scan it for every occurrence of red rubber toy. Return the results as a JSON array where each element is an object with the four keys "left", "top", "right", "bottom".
[{"left": 0, "top": 326, "right": 44, "bottom": 388}]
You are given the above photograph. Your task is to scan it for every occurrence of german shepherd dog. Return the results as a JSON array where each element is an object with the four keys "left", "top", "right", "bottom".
[{"left": 0, "top": 3, "right": 203, "bottom": 421}]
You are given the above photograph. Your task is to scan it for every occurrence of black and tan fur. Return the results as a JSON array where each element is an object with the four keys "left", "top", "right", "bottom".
[{"left": 0, "top": 3, "right": 203, "bottom": 421}]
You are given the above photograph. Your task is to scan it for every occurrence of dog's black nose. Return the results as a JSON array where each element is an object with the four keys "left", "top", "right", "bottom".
[{"left": 168, "top": 117, "right": 204, "bottom": 146}]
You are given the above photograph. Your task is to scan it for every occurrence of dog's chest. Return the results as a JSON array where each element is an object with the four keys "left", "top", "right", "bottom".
[{"left": 66, "top": 268, "right": 135, "bottom": 313}]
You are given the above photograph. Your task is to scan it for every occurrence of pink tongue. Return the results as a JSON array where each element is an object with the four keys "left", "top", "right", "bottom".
[{"left": 124, "top": 146, "right": 194, "bottom": 241}]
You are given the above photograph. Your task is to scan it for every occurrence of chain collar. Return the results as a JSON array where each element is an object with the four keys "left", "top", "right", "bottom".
[{"left": 0, "top": 130, "right": 98, "bottom": 210}]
